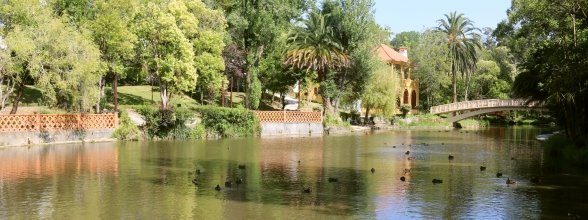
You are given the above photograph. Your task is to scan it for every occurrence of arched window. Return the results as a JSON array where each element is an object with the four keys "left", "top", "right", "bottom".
[
  {"left": 403, "top": 90, "right": 409, "bottom": 105},
  {"left": 411, "top": 90, "right": 417, "bottom": 108}
]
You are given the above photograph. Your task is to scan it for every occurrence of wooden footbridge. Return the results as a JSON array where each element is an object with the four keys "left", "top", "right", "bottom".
[{"left": 430, "top": 99, "right": 546, "bottom": 123}]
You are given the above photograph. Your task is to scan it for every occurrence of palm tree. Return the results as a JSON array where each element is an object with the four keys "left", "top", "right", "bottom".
[
  {"left": 436, "top": 11, "right": 481, "bottom": 103},
  {"left": 284, "top": 12, "right": 349, "bottom": 115}
]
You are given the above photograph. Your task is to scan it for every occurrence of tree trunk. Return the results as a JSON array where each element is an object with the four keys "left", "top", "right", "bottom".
[
  {"left": 464, "top": 72, "right": 470, "bottom": 101},
  {"left": 113, "top": 72, "right": 119, "bottom": 112},
  {"left": 230, "top": 77, "right": 234, "bottom": 108},
  {"left": 452, "top": 60, "right": 457, "bottom": 103},
  {"left": 364, "top": 107, "right": 371, "bottom": 125},
  {"left": 96, "top": 76, "right": 106, "bottom": 113},
  {"left": 160, "top": 83, "right": 169, "bottom": 110},
  {"left": 221, "top": 80, "right": 225, "bottom": 107},
  {"left": 333, "top": 96, "right": 341, "bottom": 113},
  {"left": 322, "top": 95, "right": 335, "bottom": 116},
  {"left": 297, "top": 81, "right": 302, "bottom": 110},
  {"left": 0, "top": 77, "right": 16, "bottom": 111},
  {"left": 10, "top": 81, "right": 25, "bottom": 114},
  {"left": 281, "top": 92, "right": 286, "bottom": 110},
  {"left": 245, "top": 71, "right": 251, "bottom": 108}
]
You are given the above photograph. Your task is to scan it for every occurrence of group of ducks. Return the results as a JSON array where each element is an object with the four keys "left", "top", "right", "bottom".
[
  {"left": 194, "top": 142, "right": 540, "bottom": 192},
  {"left": 192, "top": 164, "right": 246, "bottom": 191},
  {"left": 397, "top": 142, "right": 538, "bottom": 186}
]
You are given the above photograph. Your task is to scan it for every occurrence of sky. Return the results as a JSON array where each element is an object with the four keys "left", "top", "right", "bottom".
[{"left": 374, "top": 0, "right": 511, "bottom": 34}]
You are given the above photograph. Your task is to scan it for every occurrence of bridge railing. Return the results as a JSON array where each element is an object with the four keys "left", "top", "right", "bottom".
[{"left": 430, "top": 99, "right": 541, "bottom": 114}]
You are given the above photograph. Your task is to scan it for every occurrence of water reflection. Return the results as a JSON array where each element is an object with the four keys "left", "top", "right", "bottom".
[{"left": 0, "top": 127, "right": 587, "bottom": 219}]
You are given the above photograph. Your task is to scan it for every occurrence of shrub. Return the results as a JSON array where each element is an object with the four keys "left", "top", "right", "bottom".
[
  {"left": 189, "top": 123, "right": 206, "bottom": 139},
  {"left": 544, "top": 134, "right": 588, "bottom": 167},
  {"left": 194, "top": 106, "right": 260, "bottom": 138},
  {"left": 113, "top": 110, "right": 141, "bottom": 141},
  {"left": 400, "top": 104, "right": 412, "bottom": 118},
  {"left": 323, "top": 112, "right": 350, "bottom": 128},
  {"left": 136, "top": 105, "right": 194, "bottom": 139}
]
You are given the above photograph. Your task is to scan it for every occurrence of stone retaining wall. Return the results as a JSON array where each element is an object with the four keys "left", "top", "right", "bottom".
[
  {"left": 0, "top": 128, "right": 115, "bottom": 147},
  {"left": 260, "top": 123, "right": 323, "bottom": 137}
]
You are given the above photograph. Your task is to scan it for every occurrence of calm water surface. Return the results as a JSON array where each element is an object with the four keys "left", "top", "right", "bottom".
[{"left": 1, "top": 127, "right": 587, "bottom": 219}]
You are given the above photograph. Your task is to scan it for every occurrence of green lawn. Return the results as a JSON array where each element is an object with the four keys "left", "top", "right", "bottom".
[
  {"left": 10, "top": 85, "right": 300, "bottom": 112},
  {"left": 111, "top": 85, "right": 202, "bottom": 109}
]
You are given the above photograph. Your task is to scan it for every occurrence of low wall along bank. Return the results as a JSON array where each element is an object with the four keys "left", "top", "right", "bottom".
[
  {"left": 0, "top": 113, "right": 118, "bottom": 146},
  {"left": 255, "top": 111, "right": 323, "bottom": 136}
]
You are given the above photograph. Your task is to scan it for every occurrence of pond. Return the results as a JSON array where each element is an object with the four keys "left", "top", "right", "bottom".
[{"left": 1, "top": 127, "right": 587, "bottom": 219}]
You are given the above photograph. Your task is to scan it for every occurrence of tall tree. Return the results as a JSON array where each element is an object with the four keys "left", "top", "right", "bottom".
[
  {"left": 320, "top": 0, "right": 384, "bottom": 112},
  {"left": 390, "top": 31, "right": 420, "bottom": 49},
  {"left": 501, "top": 0, "right": 588, "bottom": 145},
  {"left": 133, "top": 1, "right": 196, "bottom": 110},
  {"left": 0, "top": 0, "right": 104, "bottom": 113},
  {"left": 410, "top": 30, "right": 452, "bottom": 109},
  {"left": 436, "top": 12, "right": 481, "bottom": 103},
  {"left": 362, "top": 60, "right": 398, "bottom": 119},
  {"left": 284, "top": 12, "right": 350, "bottom": 115},
  {"left": 53, "top": 0, "right": 138, "bottom": 112},
  {"left": 134, "top": 0, "right": 226, "bottom": 110},
  {"left": 208, "top": 0, "right": 309, "bottom": 109},
  {"left": 86, "top": 0, "right": 138, "bottom": 112}
]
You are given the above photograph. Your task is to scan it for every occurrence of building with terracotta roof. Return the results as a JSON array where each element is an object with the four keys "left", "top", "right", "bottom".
[{"left": 375, "top": 44, "right": 419, "bottom": 110}]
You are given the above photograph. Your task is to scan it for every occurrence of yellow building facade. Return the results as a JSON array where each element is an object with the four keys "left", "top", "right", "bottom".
[{"left": 376, "top": 44, "right": 419, "bottom": 110}]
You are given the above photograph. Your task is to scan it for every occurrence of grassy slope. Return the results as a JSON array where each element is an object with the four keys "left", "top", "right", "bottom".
[{"left": 9, "top": 85, "right": 302, "bottom": 113}]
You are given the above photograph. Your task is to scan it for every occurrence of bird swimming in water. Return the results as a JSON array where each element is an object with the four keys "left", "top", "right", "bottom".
[
  {"left": 371, "top": 168, "right": 375, "bottom": 173},
  {"left": 506, "top": 178, "right": 516, "bottom": 185},
  {"left": 496, "top": 172, "right": 503, "bottom": 178},
  {"left": 448, "top": 155, "right": 454, "bottom": 160},
  {"left": 400, "top": 176, "right": 406, "bottom": 182},
  {"left": 215, "top": 185, "right": 221, "bottom": 191},
  {"left": 480, "top": 166, "right": 486, "bottom": 171},
  {"left": 432, "top": 179, "right": 443, "bottom": 184},
  {"left": 405, "top": 151, "right": 410, "bottom": 155}
]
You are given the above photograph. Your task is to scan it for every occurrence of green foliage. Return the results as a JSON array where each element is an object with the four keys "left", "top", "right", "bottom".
[
  {"left": 544, "top": 134, "right": 588, "bottom": 166},
  {"left": 468, "top": 60, "right": 510, "bottom": 99},
  {"left": 133, "top": 0, "right": 226, "bottom": 110},
  {"left": 456, "top": 119, "right": 489, "bottom": 128},
  {"left": 323, "top": 112, "right": 350, "bottom": 128},
  {"left": 410, "top": 31, "right": 452, "bottom": 109},
  {"left": 322, "top": 0, "right": 386, "bottom": 112},
  {"left": 189, "top": 123, "right": 206, "bottom": 139},
  {"left": 249, "top": 71, "right": 262, "bottom": 110},
  {"left": 362, "top": 61, "right": 398, "bottom": 117},
  {"left": 436, "top": 11, "right": 481, "bottom": 103},
  {"left": 399, "top": 104, "right": 411, "bottom": 118},
  {"left": 501, "top": 0, "right": 588, "bottom": 146},
  {"left": 1, "top": 2, "right": 104, "bottom": 112},
  {"left": 136, "top": 105, "right": 193, "bottom": 139},
  {"left": 194, "top": 106, "right": 260, "bottom": 138},
  {"left": 209, "top": 0, "right": 308, "bottom": 110},
  {"left": 113, "top": 110, "right": 142, "bottom": 141},
  {"left": 393, "top": 114, "right": 452, "bottom": 128},
  {"left": 390, "top": 31, "right": 420, "bottom": 49}
]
